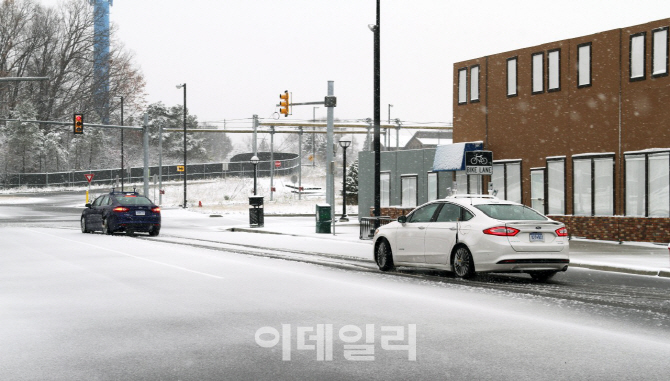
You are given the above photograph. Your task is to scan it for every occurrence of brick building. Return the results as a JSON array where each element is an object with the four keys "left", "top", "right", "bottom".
[{"left": 453, "top": 18, "right": 670, "bottom": 242}]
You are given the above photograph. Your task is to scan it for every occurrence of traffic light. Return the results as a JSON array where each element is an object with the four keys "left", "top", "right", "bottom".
[
  {"left": 279, "top": 91, "right": 289, "bottom": 117},
  {"left": 73, "top": 114, "right": 84, "bottom": 134}
]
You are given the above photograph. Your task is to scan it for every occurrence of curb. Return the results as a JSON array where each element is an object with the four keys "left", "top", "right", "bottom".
[
  {"left": 570, "top": 262, "right": 670, "bottom": 277},
  {"left": 226, "top": 228, "right": 670, "bottom": 278}
]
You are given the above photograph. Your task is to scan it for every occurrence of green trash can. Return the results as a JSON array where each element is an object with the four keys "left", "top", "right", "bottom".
[{"left": 315, "top": 203, "right": 332, "bottom": 233}]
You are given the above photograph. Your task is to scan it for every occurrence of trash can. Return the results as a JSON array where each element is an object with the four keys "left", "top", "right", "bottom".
[
  {"left": 315, "top": 203, "right": 331, "bottom": 233},
  {"left": 249, "top": 196, "right": 264, "bottom": 227}
]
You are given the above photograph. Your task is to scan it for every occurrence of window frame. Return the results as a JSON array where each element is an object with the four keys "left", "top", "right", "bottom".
[
  {"left": 624, "top": 150, "right": 670, "bottom": 217},
  {"left": 571, "top": 154, "right": 615, "bottom": 217},
  {"left": 427, "top": 172, "right": 438, "bottom": 202},
  {"left": 458, "top": 67, "right": 468, "bottom": 105},
  {"left": 546, "top": 157, "right": 566, "bottom": 215},
  {"left": 492, "top": 160, "right": 522, "bottom": 203},
  {"left": 630, "top": 32, "right": 647, "bottom": 82},
  {"left": 577, "top": 42, "right": 592, "bottom": 88},
  {"left": 469, "top": 64, "right": 480, "bottom": 103},
  {"left": 506, "top": 56, "right": 518, "bottom": 98},
  {"left": 547, "top": 48, "right": 561, "bottom": 92},
  {"left": 400, "top": 174, "right": 418, "bottom": 208},
  {"left": 652, "top": 27, "right": 669, "bottom": 78},
  {"left": 531, "top": 51, "right": 545, "bottom": 95},
  {"left": 380, "top": 171, "right": 391, "bottom": 207}
]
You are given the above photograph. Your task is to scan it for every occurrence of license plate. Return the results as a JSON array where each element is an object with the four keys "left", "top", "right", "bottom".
[
  {"left": 529, "top": 232, "right": 544, "bottom": 242},
  {"left": 136, "top": 210, "right": 145, "bottom": 216}
]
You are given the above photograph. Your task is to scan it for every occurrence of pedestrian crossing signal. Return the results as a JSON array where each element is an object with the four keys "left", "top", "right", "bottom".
[{"left": 73, "top": 114, "right": 84, "bottom": 134}]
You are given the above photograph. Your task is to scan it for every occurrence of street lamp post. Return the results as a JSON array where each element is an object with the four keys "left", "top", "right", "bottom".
[
  {"left": 250, "top": 155, "right": 259, "bottom": 195},
  {"left": 118, "top": 96, "right": 124, "bottom": 191},
  {"left": 176, "top": 83, "right": 187, "bottom": 208},
  {"left": 388, "top": 104, "right": 393, "bottom": 150},
  {"left": 370, "top": 0, "right": 381, "bottom": 223},
  {"left": 338, "top": 137, "right": 352, "bottom": 222}
]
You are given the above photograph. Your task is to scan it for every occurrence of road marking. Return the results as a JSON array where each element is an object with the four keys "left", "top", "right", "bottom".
[{"left": 31, "top": 229, "right": 224, "bottom": 280}]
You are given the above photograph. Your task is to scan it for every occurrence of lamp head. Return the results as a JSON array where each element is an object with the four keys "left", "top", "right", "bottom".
[
  {"left": 176, "top": 84, "right": 185, "bottom": 89},
  {"left": 250, "top": 155, "right": 260, "bottom": 164},
  {"left": 368, "top": 24, "right": 377, "bottom": 32},
  {"left": 338, "top": 138, "right": 352, "bottom": 149}
]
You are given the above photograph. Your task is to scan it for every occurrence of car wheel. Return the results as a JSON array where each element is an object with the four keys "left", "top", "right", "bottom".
[
  {"left": 375, "top": 240, "right": 394, "bottom": 271},
  {"left": 149, "top": 227, "right": 160, "bottom": 237},
  {"left": 453, "top": 246, "right": 475, "bottom": 278},
  {"left": 528, "top": 271, "right": 557, "bottom": 282},
  {"left": 80, "top": 216, "right": 89, "bottom": 233},
  {"left": 102, "top": 218, "right": 112, "bottom": 235}
]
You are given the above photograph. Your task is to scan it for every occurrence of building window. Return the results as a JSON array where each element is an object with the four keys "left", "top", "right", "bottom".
[
  {"left": 572, "top": 155, "right": 614, "bottom": 216},
  {"left": 455, "top": 171, "right": 468, "bottom": 194},
  {"left": 577, "top": 42, "right": 591, "bottom": 88},
  {"left": 630, "top": 32, "right": 646, "bottom": 81},
  {"left": 625, "top": 151, "right": 670, "bottom": 217},
  {"left": 470, "top": 65, "right": 480, "bottom": 103},
  {"left": 381, "top": 172, "right": 390, "bottom": 207},
  {"left": 652, "top": 27, "right": 669, "bottom": 77},
  {"left": 532, "top": 52, "right": 544, "bottom": 94},
  {"left": 530, "top": 168, "right": 545, "bottom": 213},
  {"left": 458, "top": 68, "right": 467, "bottom": 105},
  {"left": 548, "top": 49, "right": 561, "bottom": 91},
  {"left": 547, "top": 158, "right": 565, "bottom": 215},
  {"left": 625, "top": 155, "right": 646, "bottom": 216},
  {"left": 491, "top": 161, "right": 521, "bottom": 203},
  {"left": 401, "top": 175, "right": 418, "bottom": 208},
  {"left": 507, "top": 57, "right": 518, "bottom": 97},
  {"left": 427, "top": 172, "right": 438, "bottom": 201},
  {"left": 648, "top": 153, "right": 669, "bottom": 217}
]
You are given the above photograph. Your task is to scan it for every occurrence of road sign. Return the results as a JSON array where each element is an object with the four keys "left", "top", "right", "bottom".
[
  {"left": 465, "top": 151, "right": 493, "bottom": 175},
  {"left": 84, "top": 174, "right": 94, "bottom": 183},
  {"left": 177, "top": 165, "right": 185, "bottom": 172},
  {"left": 275, "top": 161, "right": 281, "bottom": 168}
]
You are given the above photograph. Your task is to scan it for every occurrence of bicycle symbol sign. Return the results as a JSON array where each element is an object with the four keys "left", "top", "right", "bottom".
[{"left": 465, "top": 151, "right": 493, "bottom": 175}]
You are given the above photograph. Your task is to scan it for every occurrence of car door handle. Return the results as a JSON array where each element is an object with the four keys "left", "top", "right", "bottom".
[
  {"left": 448, "top": 227, "right": 458, "bottom": 231},
  {"left": 418, "top": 226, "right": 426, "bottom": 230}
]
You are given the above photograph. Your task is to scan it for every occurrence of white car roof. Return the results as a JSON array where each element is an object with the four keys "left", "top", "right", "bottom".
[{"left": 442, "top": 194, "right": 518, "bottom": 206}]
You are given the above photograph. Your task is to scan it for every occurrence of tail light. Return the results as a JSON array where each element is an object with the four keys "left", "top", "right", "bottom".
[
  {"left": 555, "top": 227, "right": 568, "bottom": 237},
  {"left": 483, "top": 226, "right": 520, "bottom": 236},
  {"left": 113, "top": 206, "right": 129, "bottom": 212},
  {"left": 151, "top": 207, "right": 161, "bottom": 213}
]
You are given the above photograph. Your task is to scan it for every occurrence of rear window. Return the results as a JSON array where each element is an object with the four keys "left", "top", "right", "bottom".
[
  {"left": 116, "top": 195, "right": 153, "bottom": 206},
  {"left": 475, "top": 204, "right": 547, "bottom": 221}
]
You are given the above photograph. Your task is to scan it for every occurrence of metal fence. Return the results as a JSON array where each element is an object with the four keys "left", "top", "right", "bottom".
[
  {"left": 0, "top": 155, "right": 301, "bottom": 189},
  {"left": 359, "top": 216, "right": 393, "bottom": 240}
]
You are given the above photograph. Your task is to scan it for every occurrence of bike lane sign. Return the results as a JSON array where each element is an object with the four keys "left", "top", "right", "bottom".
[{"left": 465, "top": 151, "right": 493, "bottom": 175}]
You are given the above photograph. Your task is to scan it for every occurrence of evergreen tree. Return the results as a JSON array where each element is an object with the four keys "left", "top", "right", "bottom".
[{"left": 343, "top": 159, "right": 359, "bottom": 205}]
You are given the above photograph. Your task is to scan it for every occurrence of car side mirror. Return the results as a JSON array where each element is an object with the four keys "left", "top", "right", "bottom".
[
  {"left": 85, "top": 203, "right": 92, "bottom": 208},
  {"left": 397, "top": 215, "right": 407, "bottom": 224}
]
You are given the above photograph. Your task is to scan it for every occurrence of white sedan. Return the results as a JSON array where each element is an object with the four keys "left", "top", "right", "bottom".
[{"left": 372, "top": 195, "right": 569, "bottom": 281}]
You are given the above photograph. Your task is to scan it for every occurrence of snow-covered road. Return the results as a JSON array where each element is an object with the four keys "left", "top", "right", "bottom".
[{"left": 1, "top": 226, "right": 669, "bottom": 380}]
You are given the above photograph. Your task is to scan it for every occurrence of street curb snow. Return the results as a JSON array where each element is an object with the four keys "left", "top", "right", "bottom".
[{"left": 570, "top": 262, "right": 669, "bottom": 277}]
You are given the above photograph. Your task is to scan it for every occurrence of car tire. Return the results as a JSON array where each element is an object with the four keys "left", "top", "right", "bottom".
[
  {"left": 528, "top": 271, "right": 557, "bottom": 282},
  {"left": 453, "top": 246, "right": 475, "bottom": 278},
  {"left": 375, "top": 239, "right": 394, "bottom": 271},
  {"left": 149, "top": 227, "right": 160, "bottom": 237},
  {"left": 102, "top": 218, "right": 112, "bottom": 235},
  {"left": 81, "top": 216, "right": 89, "bottom": 233}
]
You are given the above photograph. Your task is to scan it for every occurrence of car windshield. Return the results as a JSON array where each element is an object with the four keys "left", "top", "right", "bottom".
[
  {"left": 475, "top": 204, "right": 547, "bottom": 221},
  {"left": 116, "top": 195, "right": 153, "bottom": 206}
]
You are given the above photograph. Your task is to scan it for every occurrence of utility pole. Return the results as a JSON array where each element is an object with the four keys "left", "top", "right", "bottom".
[
  {"left": 373, "top": 0, "right": 381, "bottom": 220},
  {"left": 326, "top": 81, "right": 335, "bottom": 213},
  {"left": 143, "top": 114, "right": 149, "bottom": 197}
]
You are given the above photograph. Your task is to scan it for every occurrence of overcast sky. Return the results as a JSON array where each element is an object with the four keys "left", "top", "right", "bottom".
[{"left": 40, "top": 0, "right": 670, "bottom": 129}]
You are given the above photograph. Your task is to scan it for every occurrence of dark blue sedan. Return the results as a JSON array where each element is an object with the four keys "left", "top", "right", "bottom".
[{"left": 81, "top": 190, "right": 161, "bottom": 236}]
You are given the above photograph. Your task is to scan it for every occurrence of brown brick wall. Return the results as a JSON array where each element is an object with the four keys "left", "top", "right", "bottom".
[
  {"left": 550, "top": 215, "right": 670, "bottom": 243},
  {"left": 369, "top": 207, "right": 414, "bottom": 220}
]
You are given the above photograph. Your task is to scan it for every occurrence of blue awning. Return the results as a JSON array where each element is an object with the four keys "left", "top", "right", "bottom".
[{"left": 432, "top": 141, "right": 484, "bottom": 171}]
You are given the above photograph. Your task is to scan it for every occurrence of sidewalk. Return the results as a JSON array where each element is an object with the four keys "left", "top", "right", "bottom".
[{"left": 227, "top": 215, "right": 670, "bottom": 278}]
